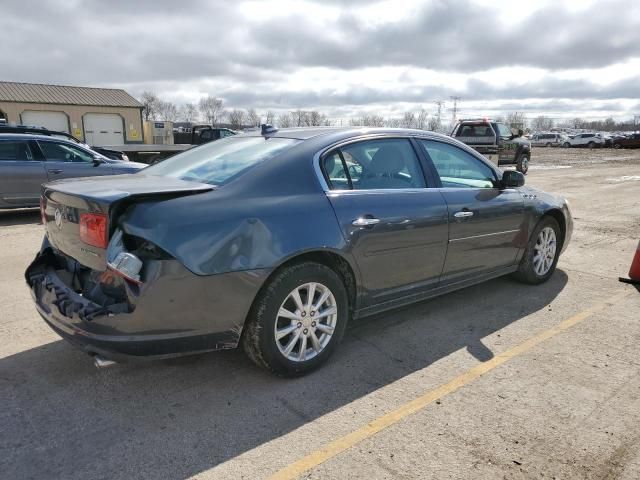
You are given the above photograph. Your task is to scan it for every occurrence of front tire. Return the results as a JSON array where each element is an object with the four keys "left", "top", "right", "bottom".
[
  {"left": 513, "top": 216, "right": 561, "bottom": 285},
  {"left": 242, "top": 262, "right": 349, "bottom": 376},
  {"left": 516, "top": 153, "right": 529, "bottom": 174}
]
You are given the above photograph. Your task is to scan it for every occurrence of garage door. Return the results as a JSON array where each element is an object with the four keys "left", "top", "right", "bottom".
[
  {"left": 83, "top": 114, "right": 124, "bottom": 146},
  {"left": 21, "top": 111, "right": 69, "bottom": 132}
]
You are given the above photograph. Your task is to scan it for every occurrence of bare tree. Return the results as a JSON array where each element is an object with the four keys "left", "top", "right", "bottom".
[
  {"left": 531, "top": 115, "right": 554, "bottom": 131},
  {"left": 157, "top": 101, "right": 178, "bottom": 122},
  {"left": 180, "top": 103, "right": 199, "bottom": 123},
  {"left": 350, "top": 115, "right": 384, "bottom": 127},
  {"left": 401, "top": 112, "right": 417, "bottom": 129},
  {"left": 199, "top": 96, "right": 223, "bottom": 125},
  {"left": 140, "top": 91, "right": 160, "bottom": 121},
  {"left": 227, "top": 109, "right": 246, "bottom": 130},
  {"left": 385, "top": 117, "right": 402, "bottom": 128},
  {"left": 416, "top": 109, "right": 429, "bottom": 130},
  {"left": 505, "top": 111, "right": 527, "bottom": 129},
  {"left": 265, "top": 110, "right": 276, "bottom": 125},
  {"left": 277, "top": 113, "right": 293, "bottom": 128},
  {"left": 245, "top": 108, "right": 261, "bottom": 127},
  {"left": 369, "top": 115, "right": 385, "bottom": 127},
  {"left": 291, "top": 110, "right": 307, "bottom": 127},
  {"left": 427, "top": 116, "right": 439, "bottom": 131},
  {"left": 307, "top": 110, "right": 329, "bottom": 126}
]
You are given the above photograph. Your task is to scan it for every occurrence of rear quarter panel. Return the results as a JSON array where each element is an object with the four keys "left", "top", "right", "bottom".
[{"left": 119, "top": 144, "right": 355, "bottom": 277}]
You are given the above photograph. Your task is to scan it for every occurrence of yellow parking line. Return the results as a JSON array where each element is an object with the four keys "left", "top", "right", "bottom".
[{"left": 269, "top": 289, "right": 633, "bottom": 480}]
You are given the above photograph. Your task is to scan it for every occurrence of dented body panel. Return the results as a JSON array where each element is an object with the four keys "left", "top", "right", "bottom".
[{"left": 27, "top": 238, "right": 269, "bottom": 359}]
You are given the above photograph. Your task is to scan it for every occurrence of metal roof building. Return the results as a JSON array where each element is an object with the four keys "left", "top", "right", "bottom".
[{"left": 0, "top": 81, "right": 143, "bottom": 145}]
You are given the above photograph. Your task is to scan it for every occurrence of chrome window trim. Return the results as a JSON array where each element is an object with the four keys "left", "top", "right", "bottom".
[
  {"left": 326, "top": 188, "right": 437, "bottom": 196},
  {"left": 313, "top": 133, "right": 460, "bottom": 193},
  {"left": 449, "top": 229, "right": 521, "bottom": 243}
]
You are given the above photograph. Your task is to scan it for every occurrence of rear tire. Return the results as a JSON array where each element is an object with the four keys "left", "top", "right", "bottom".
[
  {"left": 516, "top": 153, "right": 529, "bottom": 175},
  {"left": 513, "top": 216, "right": 561, "bottom": 285},
  {"left": 563, "top": 142, "right": 570, "bottom": 148},
  {"left": 588, "top": 141, "right": 595, "bottom": 149},
  {"left": 242, "top": 262, "right": 349, "bottom": 376}
]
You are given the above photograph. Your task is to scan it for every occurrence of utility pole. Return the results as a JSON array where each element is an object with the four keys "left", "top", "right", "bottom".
[
  {"left": 434, "top": 100, "right": 445, "bottom": 129},
  {"left": 449, "top": 96, "right": 461, "bottom": 125}
]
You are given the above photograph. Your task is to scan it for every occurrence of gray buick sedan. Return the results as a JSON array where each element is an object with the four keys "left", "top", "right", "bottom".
[{"left": 26, "top": 126, "right": 572, "bottom": 375}]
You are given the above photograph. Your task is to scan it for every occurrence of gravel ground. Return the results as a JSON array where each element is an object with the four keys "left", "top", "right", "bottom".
[{"left": 1, "top": 148, "right": 639, "bottom": 480}]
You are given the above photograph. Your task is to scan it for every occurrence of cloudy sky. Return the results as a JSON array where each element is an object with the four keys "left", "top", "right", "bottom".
[{"left": 1, "top": 0, "right": 639, "bottom": 124}]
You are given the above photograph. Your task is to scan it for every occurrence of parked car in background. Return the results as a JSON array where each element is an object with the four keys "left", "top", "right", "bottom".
[
  {"left": 173, "top": 125, "right": 237, "bottom": 145},
  {"left": 564, "top": 132, "right": 605, "bottom": 148},
  {"left": 0, "top": 133, "right": 146, "bottom": 209},
  {"left": 612, "top": 133, "right": 640, "bottom": 149},
  {"left": 531, "top": 133, "right": 568, "bottom": 147},
  {"left": 26, "top": 126, "right": 572, "bottom": 375},
  {"left": 0, "top": 125, "right": 130, "bottom": 161},
  {"left": 450, "top": 119, "right": 531, "bottom": 174}
]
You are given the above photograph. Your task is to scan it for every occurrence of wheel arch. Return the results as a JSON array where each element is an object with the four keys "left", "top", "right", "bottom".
[
  {"left": 541, "top": 208, "right": 567, "bottom": 249},
  {"left": 246, "top": 249, "right": 359, "bottom": 323}
]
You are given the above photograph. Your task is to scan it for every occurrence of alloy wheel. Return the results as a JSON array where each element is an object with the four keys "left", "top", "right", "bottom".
[
  {"left": 533, "top": 226, "right": 557, "bottom": 276},
  {"left": 274, "top": 282, "right": 338, "bottom": 362}
]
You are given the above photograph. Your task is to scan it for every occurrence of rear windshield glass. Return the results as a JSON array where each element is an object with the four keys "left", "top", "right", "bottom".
[
  {"left": 145, "top": 136, "right": 300, "bottom": 185},
  {"left": 456, "top": 124, "right": 494, "bottom": 137}
]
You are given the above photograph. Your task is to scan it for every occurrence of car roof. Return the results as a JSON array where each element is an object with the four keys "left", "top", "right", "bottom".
[
  {"left": 239, "top": 126, "right": 452, "bottom": 142},
  {"left": 0, "top": 133, "right": 79, "bottom": 142}
]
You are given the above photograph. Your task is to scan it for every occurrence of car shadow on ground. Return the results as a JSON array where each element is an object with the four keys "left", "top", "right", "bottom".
[
  {"left": 0, "top": 271, "right": 568, "bottom": 479},
  {"left": 0, "top": 209, "right": 40, "bottom": 227}
]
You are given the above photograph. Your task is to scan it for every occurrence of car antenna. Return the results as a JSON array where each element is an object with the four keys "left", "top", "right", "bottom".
[{"left": 261, "top": 124, "right": 278, "bottom": 136}]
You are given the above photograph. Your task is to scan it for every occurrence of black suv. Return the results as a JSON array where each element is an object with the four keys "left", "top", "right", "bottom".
[{"left": 450, "top": 119, "right": 531, "bottom": 174}]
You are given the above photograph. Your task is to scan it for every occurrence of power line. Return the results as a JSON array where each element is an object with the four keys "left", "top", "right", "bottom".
[
  {"left": 449, "top": 96, "right": 461, "bottom": 124},
  {"left": 433, "top": 100, "right": 445, "bottom": 124}
]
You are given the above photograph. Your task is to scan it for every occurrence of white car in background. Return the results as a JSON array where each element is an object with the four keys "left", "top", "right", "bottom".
[
  {"left": 531, "top": 133, "right": 568, "bottom": 147},
  {"left": 564, "top": 133, "right": 605, "bottom": 148}
]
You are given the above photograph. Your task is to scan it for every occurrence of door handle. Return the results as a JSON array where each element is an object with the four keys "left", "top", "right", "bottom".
[
  {"left": 352, "top": 217, "right": 381, "bottom": 227},
  {"left": 453, "top": 211, "right": 474, "bottom": 218},
  {"left": 49, "top": 169, "right": 63, "bottom": 174}
]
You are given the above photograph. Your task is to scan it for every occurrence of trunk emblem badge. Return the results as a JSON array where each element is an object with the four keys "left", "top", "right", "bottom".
[{"left": 54, "top": 208, "right": 63, "bottom": 229}]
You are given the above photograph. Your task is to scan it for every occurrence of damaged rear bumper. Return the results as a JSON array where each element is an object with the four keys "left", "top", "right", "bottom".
[{"left": 25, "top": 244, "right": 270, "bottom": 362}]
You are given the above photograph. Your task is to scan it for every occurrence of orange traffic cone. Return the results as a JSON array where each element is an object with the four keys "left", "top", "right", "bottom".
[{"left": 619, "top": 240, "right": 640, "bottom": 291}]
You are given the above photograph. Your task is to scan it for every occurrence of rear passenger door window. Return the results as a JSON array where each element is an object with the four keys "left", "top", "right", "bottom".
[
  {"left": 0, "top": 140, "right": 47, "bottom": 206},
  {"left": 321, "top": 138, "right": 426, "bottom": 190},
  {"left": 419, "top": 140, "right": 496, "bottom": 189},
  {"left": 38, "top": 141, "right": 94, "bottom": 163},
  {"left": 0, "top": 140, "right": 34, "bottom": 161}
]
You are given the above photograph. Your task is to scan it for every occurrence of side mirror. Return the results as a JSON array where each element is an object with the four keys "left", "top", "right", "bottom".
[
  {"left": 92, "top": 156, "right": 104, "bottom": 166},
  {"left": 501, "top": 170, "right": 525, "bottom": 188}
]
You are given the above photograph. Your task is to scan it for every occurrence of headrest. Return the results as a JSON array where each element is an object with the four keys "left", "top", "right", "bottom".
[{"left": 369, "top": 146, "right": 405, "bottom": 175}]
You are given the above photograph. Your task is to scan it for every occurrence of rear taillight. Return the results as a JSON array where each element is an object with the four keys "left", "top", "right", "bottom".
[
  {"left": 39, "top": 197, "right": 46, "bottom": 225},
  {"left": 79, "top": 213, "right": 108, "bottom": 248}
]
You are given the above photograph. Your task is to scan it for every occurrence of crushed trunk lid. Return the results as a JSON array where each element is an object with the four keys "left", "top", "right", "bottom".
[{"left": 41, "top": 174, "right": 213, "bottom": 271}]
